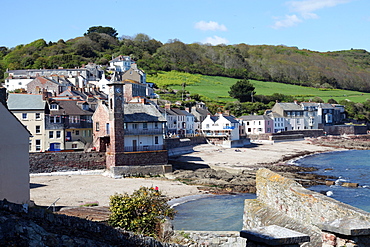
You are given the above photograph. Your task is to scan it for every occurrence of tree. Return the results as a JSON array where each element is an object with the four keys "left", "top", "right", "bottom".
[
  {"left": 84, "top": 26, "right": 118, "bottom": 38},
  {"left": 228, "top": 79, "right": 255, "bottom": 102},
  {"left": 108, "top": 187, "right": 176, "bottom": 237}
]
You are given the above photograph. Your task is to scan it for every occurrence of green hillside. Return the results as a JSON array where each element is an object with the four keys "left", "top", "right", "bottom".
[{"left": 148, "top": 71, "right": 370, "bottom": 103}]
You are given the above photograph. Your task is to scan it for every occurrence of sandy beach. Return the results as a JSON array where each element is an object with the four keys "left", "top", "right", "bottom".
[{"left": 30, "top": 139, "right": 342, "bottom": 208}]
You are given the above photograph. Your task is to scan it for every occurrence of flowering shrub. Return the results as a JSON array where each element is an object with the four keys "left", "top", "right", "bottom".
[{"left": 108, "top": 187, "right": 176, "bottom": 237}]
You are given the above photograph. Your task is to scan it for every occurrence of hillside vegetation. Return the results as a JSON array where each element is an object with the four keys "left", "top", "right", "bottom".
[{"left": 2, "top": 27, "right": 370, "bottom": 94}]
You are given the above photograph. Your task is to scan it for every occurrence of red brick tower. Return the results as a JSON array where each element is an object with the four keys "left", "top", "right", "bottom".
[{"left": 106, "top": 82, "right": 125, "bottom": 167}]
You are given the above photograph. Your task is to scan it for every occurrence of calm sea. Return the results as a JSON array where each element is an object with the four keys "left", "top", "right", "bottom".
[
  {"left": 171, "top": 150, "right": 370, "bottom": 231},
  {"left": 294, "top": 149, "right": 370, "bottom": 213}
]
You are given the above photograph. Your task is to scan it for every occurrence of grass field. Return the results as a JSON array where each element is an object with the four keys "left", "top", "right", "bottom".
[{"left": 148, "top": 71, "right": 370, "bottom": 103}]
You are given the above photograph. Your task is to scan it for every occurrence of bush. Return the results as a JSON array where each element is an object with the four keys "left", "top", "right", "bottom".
[{"left": 108, "top": 187, "right": 176, "bottom": 237}]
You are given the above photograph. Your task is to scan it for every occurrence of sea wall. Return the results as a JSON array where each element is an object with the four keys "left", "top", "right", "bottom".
[{"left": 243, "top": 168, "right": 370, "bottom": 246}]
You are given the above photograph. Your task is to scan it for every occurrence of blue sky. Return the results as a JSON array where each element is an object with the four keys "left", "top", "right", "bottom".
[{"left": 2, "top": 0, "right": 369, "bottom": 52}]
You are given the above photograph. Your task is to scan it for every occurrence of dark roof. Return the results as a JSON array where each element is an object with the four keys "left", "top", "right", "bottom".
[
  {"left": 124, "top": 104, "right": 166, "bottom": 123},
  {"left": 49, "top": 100, "right": 93, "bottom": 116}
]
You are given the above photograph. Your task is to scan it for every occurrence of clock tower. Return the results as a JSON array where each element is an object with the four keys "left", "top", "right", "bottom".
[{"left": 106, "top": 82, "right": 125, "bottom": 166}]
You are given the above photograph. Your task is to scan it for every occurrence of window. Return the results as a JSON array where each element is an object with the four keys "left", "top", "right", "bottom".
[
  {"left": 29, "top": 140, "right": 32, "bottom": 151},
  {"left": 143, "top": 123, "right": 148, "bottom": 129},
  {"left": 49, "top": 131, "right": 54, "bottom": 138},
  {"left": 35, "top": 139, "right": 41, "bottom": 151},
  {"left": 155, "top": 136, "right": 159, "bottom": 144},
  {"left": 54, "top": 143, "right": 61, "bottom": 150},
  {"left": 35, "top": 113, "right": 41, "bottom": 120},
  {"left": 124, "top": 123, "right": 127, "bottom": 129},
  {"left": 56, "top": 131, "right": 61, "bottom": 138},
  {"left": 35, "top": 125, "right": 41, "bottom": 134},
  {"left": 96, "top": 122, "right": 100, "bottom": 131},
  {"left": 50, "top": 116, "right": 61, "bottom": 123},
  {"left": 106, "top": 123, "right": 110, "bottom": 135},
  {"left": 22, "top": 113, "right": 27, "bottom": 120},
  {"left": 75, "top": 130, "right": 80, "bottom": 135},
  {"left": 50, "top": 103, "right": 58, "bottom": 110},
  {"left": 133, "top": 123, "right": 138, "bottom": 129},
  {"left": 72, "top": 144, "right": 78, "bottom": 149},
  {"left": 88, "top": 130, "right": 91, "bottom": 136},
  {"left": 82, "top": 104, "right": 89, "bottom": 111},
  {"left": 206, "top": 124, "right": 210, "bottom": 128},
  {"left": 70, "top": 116, "right": 80, "bottom": 123},
  {"left": 154, "top": 122, "right": 158, "bottom": 129}
]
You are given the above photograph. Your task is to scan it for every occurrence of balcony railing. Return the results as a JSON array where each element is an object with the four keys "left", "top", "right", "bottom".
[
  {"left": 124, "top": 144, "right": 166, "bottom": 152},
  {"left": 124, "top": 128, "right": 164, "bottom": 135}
]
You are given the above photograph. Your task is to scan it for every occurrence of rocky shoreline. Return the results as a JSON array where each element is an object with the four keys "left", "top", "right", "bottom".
[{"left": 170, "top": 135, "right": 370, "bottom": 194}]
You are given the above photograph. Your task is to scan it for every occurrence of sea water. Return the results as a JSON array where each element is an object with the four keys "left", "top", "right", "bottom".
[
  {"left": 294, "top": 149, "right": 370, "bottom": 213},
  {"left": 171, "top": 150, "right": 370, "bottom": 231},
  {"left": 170, "top": 193, "right": 256, "bottom": 231}
]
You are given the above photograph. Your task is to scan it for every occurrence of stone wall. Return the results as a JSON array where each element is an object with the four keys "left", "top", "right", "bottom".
[
  {"left": 0, "top": 199, "right": 182, "bottom": 246},
  {"left": 30, "top": 152, "right": 106, "bottom": 173},
  {"left": 30, "top": 150, "right": 168, "bottom": 175},
  {"left": 323, "top": 125, "right": 368, "bottom": 135},
  {"left": 243, "top": 169, "right": 370, "bottom": 246},
  {"left": 273, "top": 129, "right": 324, "bottom": 138},
  {"left": 166, "top": 136, "right": 207, "bottom": 149},
  {"left": 174, "top": 231, "right": 246, "bottom": 247}
]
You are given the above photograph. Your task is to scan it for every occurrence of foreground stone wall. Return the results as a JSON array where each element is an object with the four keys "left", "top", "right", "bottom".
[
  {"left": 243, "top": 169, "right": 370, "bottom": 246},
  {"left": 0, "top": 200, "right": 181, "bottom": 246},
  {"left": 174, "top": 231, "right": 246, "bottom": 247}
]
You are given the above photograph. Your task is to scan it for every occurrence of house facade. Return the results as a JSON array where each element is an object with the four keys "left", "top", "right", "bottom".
[
  {"left": 238, "top": 115, "right": 274, "bottom": 134},
  {"left": 271, "top": 102, "right": 305, "bottom": 131},
  {"left": 45, "top": 100, "right": 93, "bottom": 151},
  {"left": 0, "top": 94, "right": 30, "bottom": 204},
  {"left": 202, "top": 114, "right": 240, "bottom": 141},
  {"left": 7, "top": 93, "right": 48, "bottom": 152}
]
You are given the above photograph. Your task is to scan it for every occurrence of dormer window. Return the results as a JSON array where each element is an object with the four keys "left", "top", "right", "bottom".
[
  {"left": 50, "top": 103, "right": 59, "bottom": 110},
  {"left": 82, "top": 103, "right": 89, "bottom": 111}
]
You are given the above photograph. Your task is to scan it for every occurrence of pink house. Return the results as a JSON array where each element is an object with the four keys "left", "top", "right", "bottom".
[{"left": 237, "top": 115, "right": 274, "bottom": 134}]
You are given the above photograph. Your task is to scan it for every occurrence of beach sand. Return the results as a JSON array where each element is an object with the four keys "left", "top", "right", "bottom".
[{"left": 30, "top": 139, "right": 341, "bottom": 208}]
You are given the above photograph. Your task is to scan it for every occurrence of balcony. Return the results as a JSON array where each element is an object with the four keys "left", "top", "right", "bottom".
[
  {"left": 124, "top": 128, "right": 164, "bottom": 136},
  {"left": 124, "top": 144, "right": 166, "bottom": 152}
]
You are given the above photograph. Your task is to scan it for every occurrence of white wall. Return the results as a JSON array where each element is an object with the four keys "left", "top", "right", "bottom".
[{"left": 0, "top": 104, "right": 30, "bottom": 204}]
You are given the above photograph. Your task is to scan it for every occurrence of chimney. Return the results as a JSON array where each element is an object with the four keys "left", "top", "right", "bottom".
[
  {"left": 0, "top": 88, "right": 8, "bottom": 108},
  {"left": 42, "top": 89, "right": 49, "bottom": 100},
  {"left": 165, "top": 104, "right": 171, "bottom": 110},
  {"left": 185, "top": 107, "right": 190, "bottom": 113}
]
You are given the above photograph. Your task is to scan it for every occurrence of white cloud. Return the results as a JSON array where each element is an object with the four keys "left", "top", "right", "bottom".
[
  {"left": 273, "top": 0, "right": 352, "bottom": 28},
  {"left": 202, "top": 36, "right": 229, "bottom": 45},
  {"left": 272, "top": 15, "right": 302, "bottom": 29},
  {"left": 288, "top": 0, "right": 351, "bottom": 16},
  {"left": 195, "top": 21, "right": 228, "bottom": 31}
]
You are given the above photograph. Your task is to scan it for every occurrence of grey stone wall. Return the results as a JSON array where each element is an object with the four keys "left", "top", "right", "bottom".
[
  {"left": 0, "top": 199, "right": 182, "bottom": 247},
  {"left": 165, "top": 136, "right": 207, "bottom": 149},
  {"left": 174, "top": 231, "right": 246, "bottom": 247},
  {"left": 243, "top": 169, "right": 370, "bottom": 246},
  {"left": 30, "top": 152, "right": 106, "bottom": 173}
]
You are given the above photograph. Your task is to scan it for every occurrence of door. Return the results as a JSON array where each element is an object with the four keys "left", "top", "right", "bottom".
[
  {"left": 66, "top": 131, "right": 72, "bottom": 141},
  {"left": 133, "top": 140, "right": 137, "bottom": 152}
]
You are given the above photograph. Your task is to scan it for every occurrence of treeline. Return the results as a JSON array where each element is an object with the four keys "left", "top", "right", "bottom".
[{"left": 2, "top": 27, "right": 370, "bottom": 93}]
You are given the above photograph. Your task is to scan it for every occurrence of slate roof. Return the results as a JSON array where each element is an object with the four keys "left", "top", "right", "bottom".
[
  {"left": 267, "top": 112, "right": 283, "bottom": 118},
  {"left": 7, "top": 94, "right": 45, "bottom": 110},
  {"left": 124, "top": 104, "right": 166, "bottom": 123},
  {"left": 208, "top": 115, "right": 239, "bottom": 123},
  {"left": 319, "top": 103, "right": 335, "bottom": 109},
  {"left": 49, "top": 100, "right": 93, "bottom": 116},
  {"left": 238, "top": 115, "right": 273, "bottom": 121},
  {"left": 275, "top": 102, "right": 303, "bottom": 111}
]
